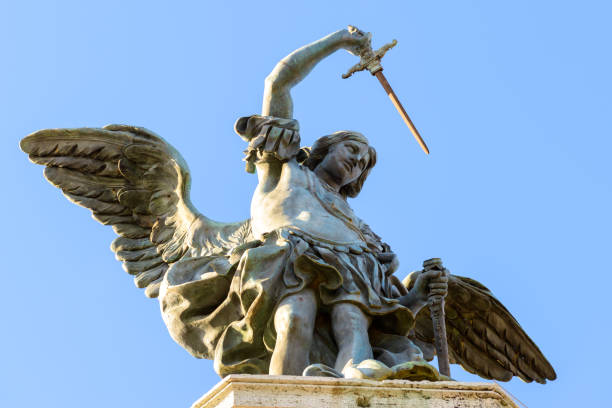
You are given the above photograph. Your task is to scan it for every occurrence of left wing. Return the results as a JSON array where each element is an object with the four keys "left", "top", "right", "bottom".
[
  {"left": 21, "top": 125, "right": 251, "bottom": 298},
  {"left": 407, "top": 274, "right": 557, "bottom": 383}
]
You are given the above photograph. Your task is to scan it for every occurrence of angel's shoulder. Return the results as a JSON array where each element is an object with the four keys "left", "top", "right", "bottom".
[{"left": 277, "top": 160, "right": 311, "bottom": 185}]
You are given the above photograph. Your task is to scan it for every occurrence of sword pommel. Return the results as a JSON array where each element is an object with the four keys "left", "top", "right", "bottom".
[{"left": 342, "top": 26, "right": 397, "bottom": 79}]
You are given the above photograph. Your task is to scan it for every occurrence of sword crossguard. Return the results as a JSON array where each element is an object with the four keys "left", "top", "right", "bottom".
[{"left": 342, "top": 30, "right": 397, "bottom": 79}]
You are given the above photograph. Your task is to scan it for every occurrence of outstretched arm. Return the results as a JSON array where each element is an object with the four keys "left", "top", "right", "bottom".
[{"left": 263, "top": 28, "right": 368, "bottom": 118}]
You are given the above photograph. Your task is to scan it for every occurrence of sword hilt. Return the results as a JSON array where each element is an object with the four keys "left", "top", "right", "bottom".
[{"left": 342, "top": 27, "right": 397, "bottom": 79}]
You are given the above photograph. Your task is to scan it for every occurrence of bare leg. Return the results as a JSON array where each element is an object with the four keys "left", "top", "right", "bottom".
[
  {"left": 331, "top": 303, "right": 373, "bottom": 372},
  {"left": 269, "top": 289, "right": 317, "bottom": 375}
]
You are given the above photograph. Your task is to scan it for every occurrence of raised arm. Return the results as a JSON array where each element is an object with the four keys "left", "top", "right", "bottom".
[
  {"left": 263, "top": 27, "right": 369, "bottom": 118},
  {"left": 235, "top": 28, "right": 369, "bottom": 187}
]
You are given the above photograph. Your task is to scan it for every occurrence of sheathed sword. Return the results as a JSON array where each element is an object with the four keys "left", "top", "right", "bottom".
[
  {"left": 423, "top": 258, "right": 451, "bottom": 378},
  {"left": 343, "top": 26, "right": 430, "bottom": 155}
]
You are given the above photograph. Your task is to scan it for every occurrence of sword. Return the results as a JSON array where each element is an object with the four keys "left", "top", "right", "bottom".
[
  {"left": 423, "top": 258, "right": 451, "bottom": 377},
  {"left": 343, "top": 26, "right": 430, "bottom": 155}
]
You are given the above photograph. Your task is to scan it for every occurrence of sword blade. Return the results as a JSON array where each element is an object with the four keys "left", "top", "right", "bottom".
[{"left": 374, "top": 71, "right": 430, "bottom": 154}]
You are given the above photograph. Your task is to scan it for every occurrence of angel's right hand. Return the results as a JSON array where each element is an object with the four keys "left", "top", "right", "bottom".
[{"left": 342, "top": 26, "right": 371, "bottom": 56}]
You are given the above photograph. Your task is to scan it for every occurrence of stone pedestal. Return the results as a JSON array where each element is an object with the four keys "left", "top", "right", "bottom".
[{"left": 192, "top": 375, "right": 518, "bottom": 408}]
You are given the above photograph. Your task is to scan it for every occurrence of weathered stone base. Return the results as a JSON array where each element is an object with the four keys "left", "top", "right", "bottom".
[{"left": 192, "top": 375, "right": 518, "bottom": 408}]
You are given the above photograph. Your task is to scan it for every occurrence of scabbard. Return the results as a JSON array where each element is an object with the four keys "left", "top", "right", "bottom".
[
  {"left": 423, "top": 258, "right": 451, "bottom": 377},
  {"left": 429, "top": 295, "right": 451, "bottom": 377}
]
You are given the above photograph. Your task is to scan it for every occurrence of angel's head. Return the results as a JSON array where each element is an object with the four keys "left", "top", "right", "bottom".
[{"left": 302, "top": 131, "right": 377, "bottom": 198}]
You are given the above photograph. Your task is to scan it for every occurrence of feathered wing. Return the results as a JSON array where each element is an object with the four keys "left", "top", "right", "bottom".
[
  {"left": 21, "top": 125, "right": 251, "bottom": 298},
  {"left": 409, "top": 275, "right": 556, "bottom": 383}
]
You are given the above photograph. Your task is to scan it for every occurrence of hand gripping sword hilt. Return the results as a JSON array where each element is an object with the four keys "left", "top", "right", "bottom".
[{"left": 342, "top": 38, "right": 397, "bottom": 79}]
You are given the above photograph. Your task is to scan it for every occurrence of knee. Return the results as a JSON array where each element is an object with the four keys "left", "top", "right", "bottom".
[
  {"left": 275, "top": 294, "right": 316, "bottom": 339},
  {"left": 285, "top": 310, "right": 314, "bottom": 336}
]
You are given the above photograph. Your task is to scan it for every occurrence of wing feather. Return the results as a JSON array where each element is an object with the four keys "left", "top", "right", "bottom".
[
  {"left": 134, "top": 265, "right": 168, "bottom": 288},
  {"left": 115, "top": 246, "right": 159, "bottom": 262},
  {"left": 22, "top": 125, "right": 252, "bottom": 299}
]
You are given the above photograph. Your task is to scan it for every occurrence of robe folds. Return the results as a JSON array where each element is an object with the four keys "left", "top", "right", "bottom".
[{"left": 160, "top": 226, "right": 425, "bottom": 376}]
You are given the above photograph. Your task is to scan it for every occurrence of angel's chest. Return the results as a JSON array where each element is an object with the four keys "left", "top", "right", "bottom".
[
  {"left": 316, "top": 188, "right": 356, "bottom": 223},
  {"left": 250, "top": 166, "right": 363, "bottom": 242}
]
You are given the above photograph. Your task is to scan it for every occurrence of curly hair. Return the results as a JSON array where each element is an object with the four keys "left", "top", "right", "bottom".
[{"left": 301, "top": 131, "right": 377, "bottom": 198}]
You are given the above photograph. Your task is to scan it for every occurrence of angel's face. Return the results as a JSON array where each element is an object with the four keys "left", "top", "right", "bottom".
[{"left": 318, "top": 140, "right": 370, "bottom": 187}]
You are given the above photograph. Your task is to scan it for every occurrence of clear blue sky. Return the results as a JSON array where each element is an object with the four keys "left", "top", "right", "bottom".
[{"left": 2, "top": 1, "right": 610, "bottom": 406}]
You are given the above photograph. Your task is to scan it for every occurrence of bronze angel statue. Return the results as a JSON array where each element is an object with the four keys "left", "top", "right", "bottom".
[{"left": 20, "top": 27, "right": 556, "bottom": 383}]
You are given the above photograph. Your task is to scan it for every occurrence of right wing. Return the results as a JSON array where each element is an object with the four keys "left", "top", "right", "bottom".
[{"left": 21, "top": 125, "right": 251, "bottom": 298}]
